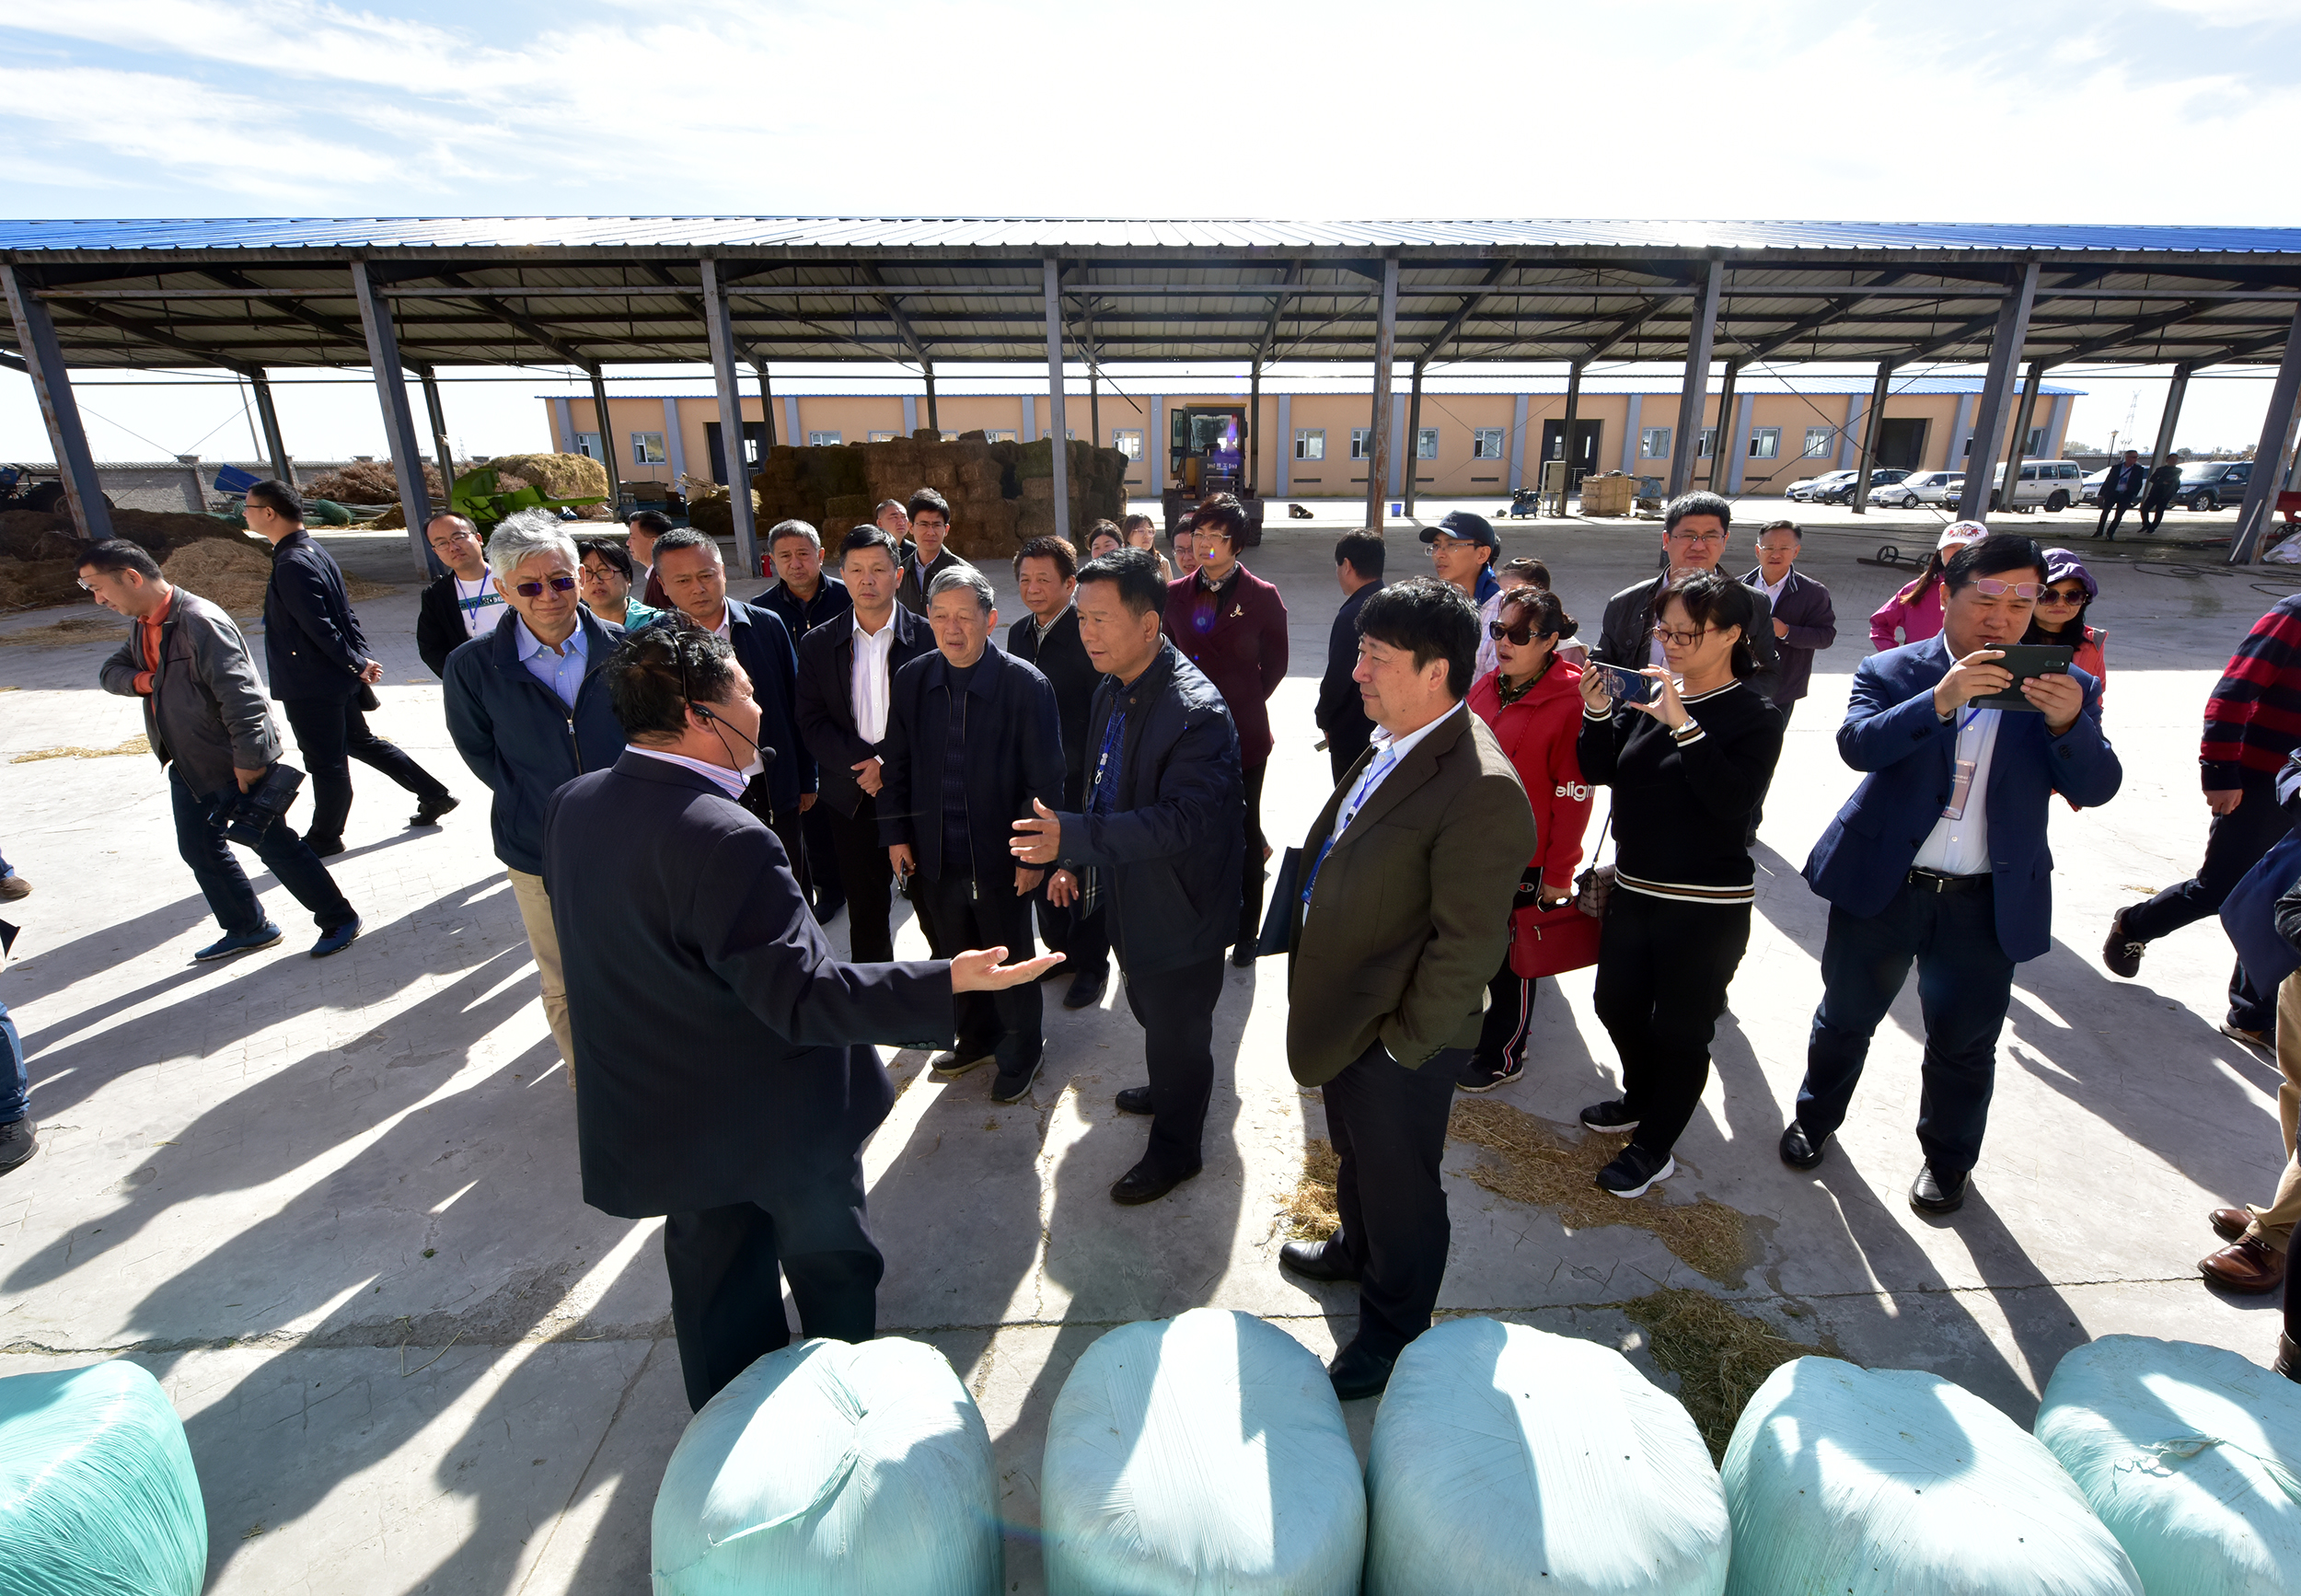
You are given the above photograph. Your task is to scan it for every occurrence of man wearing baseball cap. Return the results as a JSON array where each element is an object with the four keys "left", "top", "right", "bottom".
[{"left": 1422, "top": 510, "right": 1509, "bottom": 673}]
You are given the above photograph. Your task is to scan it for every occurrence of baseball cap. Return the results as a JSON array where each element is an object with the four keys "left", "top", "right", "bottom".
[
  {"left": 1937, "top": 521, "right": 1989, "bottom": 551},
  {"left": 1418, "top": 510, "right": 1497, "bottom": 549}
]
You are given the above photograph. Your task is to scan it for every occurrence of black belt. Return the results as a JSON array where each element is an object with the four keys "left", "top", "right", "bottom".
[{"left": 1907, "top": 867, "right": 1991, "bottom": 894}]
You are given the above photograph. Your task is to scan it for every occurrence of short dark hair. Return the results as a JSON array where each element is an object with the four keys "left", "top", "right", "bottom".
[
  {"left": 579, "top": 537, "right": 633, "bottom": 580},
  {"left": 1498, "top": 556, "right": 1549, "bottom": 590},
  {"left": 1757, "top": 518, "right": 1802, "bottom": 542},
  {"left": 627, "top": 508, "right": 675, "bottom": 536},
  {"left": 651, "top": 527, "right": 718, "bottom": 563},
  {"left": 1336, "top": 531, "right": 1385, "bottom": 582},
  {"left": 1499, "top": 585, "right": 1577, "bottom": 641},
  {"left": 768, "top": 518, "right": 821, "bottom": 550},
  {"left": 1076, "top": 547, "right": 1166, "bottom": 619},
  {"left": 1194, "top": 493, "right": 1248, "bottom": 544},
  {"left": 1655, "top": 569, "right": 1763, "bottom": 680},
  {"left": 1946, "top": 532, "right": 2045, "bottom": 595},
  {"left": 907, "top": 487, "right": 951, "bottom": 524},
  {"left": 1664, "top": 491, "right": 1732, "bottom": 534},
  {"left": 77, "top": 538, "right": 161, "bottom": 581},
  {"left": 840, "top": 526, "right": 902, "bottom": 567},
  {"left": 1358, "top": 576, "right": 1479, "bottom": 700},
  {"left": 1014, "top": 534, "right": 1078, "bottom": 583},
  {"left": 246, "top": 478, "right": 303, "bottom": 523},
  {"left": 1173, "top": 513, "right": 1197, "bottom": 544},
  {"left": 606, "top": 626, "right": 741, "bottom": 742},
  {"left": 1120, "top": 513, "right": 1155, "bottom": 536}
]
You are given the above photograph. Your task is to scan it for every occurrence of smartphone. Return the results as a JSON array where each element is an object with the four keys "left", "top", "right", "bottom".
[
  {"left": 1591, "top": 662, "right": 1659, "bottom": 708},
  {"left": 1969, "top": 643, "right": 2075, "bottom": 711}
]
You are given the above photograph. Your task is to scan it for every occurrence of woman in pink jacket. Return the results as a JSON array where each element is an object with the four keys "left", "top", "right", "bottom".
[
  {"left": 1868, "top": 522, "right": 1987, "bottom": 651},
  {"left": 1459, "top": 587, "right": 1594, "bottom": 1093}
]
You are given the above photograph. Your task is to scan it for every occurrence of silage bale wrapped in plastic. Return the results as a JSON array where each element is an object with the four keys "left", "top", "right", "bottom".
[
  {"left": 1720, "top": 1356, "right": 2141, "bottom": 1596},
  {"left": 1364, "top": 1317, "right": 1729, "bottom": 1595},
  {"left": 651, "top": 1336, "right": 1000, "bottom": 1596},
  {"left": 2035, "top": 1335, "right": 2301, "bottom": 1594},
  {"left": 0, "top": 1360, "right": 208, "bottom": 1596},
  {"left": 1041, "top": 1308, "right": 1363, "bottom": 1596}
]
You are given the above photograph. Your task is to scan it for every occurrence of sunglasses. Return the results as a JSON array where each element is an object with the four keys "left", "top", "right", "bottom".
[
  {"left": 513, "top": 574, "right": 578, "bottom": 598},
  {"left": 1487, "top": 619, "right": 1549, "bottom": 645},
  {"left": 2036, "top": 585, "right": 2087, "bottom": 605},
  {"left": 1971, "top": 579, "right": 2043, "bottom": 599}
]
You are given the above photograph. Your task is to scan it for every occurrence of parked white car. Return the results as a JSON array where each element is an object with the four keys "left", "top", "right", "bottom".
[
  {"left": 1871, "top": 469, "right": 1963, "bottom": 508},
  {"left": 1787, "top": 469, "right": 1856, "bottom": 503},
  {"left": 1983, "top": 458, "right": 2087, "bottom": 512}
]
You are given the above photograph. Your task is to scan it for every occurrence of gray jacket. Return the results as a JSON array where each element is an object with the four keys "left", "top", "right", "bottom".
[{"left": 98, "top": 587, "right": 282, "bottom": 796}]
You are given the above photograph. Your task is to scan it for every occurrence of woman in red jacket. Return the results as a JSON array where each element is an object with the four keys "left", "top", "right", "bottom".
[{"left": 1458, "top": 587, "right": 1594, "bottom": 1093}]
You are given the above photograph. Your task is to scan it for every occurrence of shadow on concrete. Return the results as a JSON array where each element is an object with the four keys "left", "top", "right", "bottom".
[{"left": 1, "top": 888, "right": 223, "bottom": 1008}]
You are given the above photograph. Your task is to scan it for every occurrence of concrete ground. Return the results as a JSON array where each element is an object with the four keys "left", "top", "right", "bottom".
[{"left": 0, "top": 497, "right": 2295, "bottom": 1593}]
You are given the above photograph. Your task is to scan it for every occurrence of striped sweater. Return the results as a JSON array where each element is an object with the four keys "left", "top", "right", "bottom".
[
  {"left": 1577, "top": 679, "right": 1784, "bottom": 906},
  {"left": 2201, "top": 595, "right": 2301, "bottom": 790}
]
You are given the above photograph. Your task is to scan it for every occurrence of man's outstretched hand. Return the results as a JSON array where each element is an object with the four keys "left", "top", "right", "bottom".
[
  {"left": 951, "top": 946, "right": 1064, "bottom": 991},
  {"left": 1011, "top": 798, "right": 1062, "bottom": 865}
]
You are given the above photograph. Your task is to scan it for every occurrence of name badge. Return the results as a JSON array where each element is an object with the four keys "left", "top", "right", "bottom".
[{"left": 1941, "top": 755, "right": 1977, "bottom": 821}]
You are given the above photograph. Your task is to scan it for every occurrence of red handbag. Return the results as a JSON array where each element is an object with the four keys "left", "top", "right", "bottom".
[{"left": 1508, "top": 898, "right": 1602, "bottom": 978}]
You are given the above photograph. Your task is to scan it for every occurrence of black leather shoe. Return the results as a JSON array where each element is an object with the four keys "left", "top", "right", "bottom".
[
  {"left": 1327, "top": 1338, "right": 1396, "bottom": 1402},
  {"left": 1111, "top": 1159, "right": 1199, "bottom": 1206},
  {"left": 1231, "top": 943, "right": 1256, "bottom": 968},
  {"left": 1910, "top": 1162, "right": 1968, "bottom": 1215},
  {"left": 1779, "top": 1121, "right": 1828, "bottom": 1171},
  {"left": 1062, "top": 969, "right": 1108, "bottom": 1010},
  {"left": 0, "top": 1116, "right": 36, "bottom": 1176},
  {"left": 2276, "top": 1333, "right": 2301, "bottom": 1384},
  {"left": 930, "top": 1050, "right": 994, "bottom": 1078},
  {"left": 1115, "top": 1085, "right": 1153, "bottom": 1116},
  {"left": 1279, "top": 1238, "right": 1358, "bottom": 1283},
  {"left": 305, "top": 835, "right": 345, "bottom": 860},
  {"left": 410, "top": 793, "right": 460, "bottom": 827}
]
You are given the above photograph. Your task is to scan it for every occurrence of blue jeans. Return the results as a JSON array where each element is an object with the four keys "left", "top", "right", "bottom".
[
  {"left": 169, "top": 766, "right": 356, "bottom": 935},
  {"left": 0, "top": 999, "right": 24, "bottom": 1124},
  {"left": 1797, "top": 879, "right": 2017, "bottom": 1176}
]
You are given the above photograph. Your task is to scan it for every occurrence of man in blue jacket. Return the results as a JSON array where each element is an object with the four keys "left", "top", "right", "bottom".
[
  {"left": 1783, "top": 533, "right": 2122, "bottom": 1214},
  {"left": 444, "top": 511, "right": 628, "bottom": 1071}
]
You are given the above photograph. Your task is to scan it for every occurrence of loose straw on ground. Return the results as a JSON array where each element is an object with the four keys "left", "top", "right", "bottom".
[
  {"left": 13, "top": 734, "right": 148, "bottom": 763},
  {"left": 1623, "top": 1287, "right": 1817, "bottom": 1460}
]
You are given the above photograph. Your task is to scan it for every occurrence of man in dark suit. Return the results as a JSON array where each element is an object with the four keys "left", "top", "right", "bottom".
[
  {"left": 1012, "top": 549, "right": 1243, "bottom": 1205},
  {"left": 894, "top": 488, "right": 968, "bottom": 614},
  {"left": 1008, "top": 533, "right": 1111, "bottom": 1011},
  {"left": 415, "top": 512, "right": 507, "bottom": 677},
  {"left": 757, "top": 518, "right": 852, "bottom": 643},
  {"left": 1317, "top": 531, "right": 1384, "bottom": 783},
  {"left": 544, "top": 624, "right": 1056, "bottom": 1411},
  {"left": 2140, "top": 457, "right": 2182, "bottom": 536},
  {"left": 2096, "top": 449, "right": 2147, "bottom": 540},
  {"left": 795, "top": 526, "right": 935, "bottom": 965},
  {"left": 1274, "top": 577, "right": 1534, "bottom": 1400},
  {"left": 1785, "top": 533, "right": 2122, "bottom": 1215},
  {"left": 1592, "top": 492, "right": 1781, "bottom": 682},
  {"left": 1743, "top": 520, "right": 1836, "bottom": 729},
  {"left": 248, "top": 479, "right": 455, "bottom": 857},
  {"left": 880, "top": 564, "right": 1065, "bottom": 1102}
]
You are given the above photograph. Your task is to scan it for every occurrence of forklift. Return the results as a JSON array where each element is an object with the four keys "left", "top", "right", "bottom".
[{"left": 1161, "top": 404, "right": 1266, "bottom": 545}]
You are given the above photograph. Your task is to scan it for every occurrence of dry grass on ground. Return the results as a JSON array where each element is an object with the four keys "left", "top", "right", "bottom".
[
  {"left": 13, "top": 734, "right": 148, "bottom": 763},
  {"left": 1279, "top": 1137, "right": 1341, "bottom": 1240},
  {"left": 1447, "top": 1097, "right": 1752, "bottom": 1283},
  {"left": 1623, "top": 1287, "right": 1818, "bottom": 1460},
  {"left": 0, "top": 614, "right": 119, "bottom": 648}
]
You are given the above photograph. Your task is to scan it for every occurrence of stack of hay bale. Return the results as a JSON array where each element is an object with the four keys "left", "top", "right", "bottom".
[{"left": 0, "top": 509, "right": 267, "bottom": 614}]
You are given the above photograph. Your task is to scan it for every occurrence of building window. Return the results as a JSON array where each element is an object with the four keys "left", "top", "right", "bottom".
[
  {"left": 868, "top": 431, "right": 897, "bottom": 444},
  {"left": 629, "top": 432, "right": 667, "bottom": 465},
  {"left": 1750, "top": 428, "right": 1781, "bottom": 459},
  {"left": 573, "top": 432, "right": 602, "bottom": 459},
  {"left": 1350, "top": 428, "right": 1374, "bottom": 460},
  {"left": 1472, "top": 427, "right": 1506, "bottom": 459},
  {"left": 806, "top": 431, "right": 842, "bottom": 447},
  {"left": 1803, "top": 427, "right": 1834, "bottom": 457},
  {"left": 1698, "top": 429, "right": 1717, "bottom": 459},
  {"left": 1114, "top": 429, "right": 1144, "bottom": 461},
  {"left": 983, "top": 430, "right": 1017, "bottom": 445},
  {"left": 2027, "top": 427, "right": 2048, "bottom": 456},
  {"left": 1295, "top": 428, "right": 1325, "bottom": 461},
  {"left": 1641, "top": 426, "right": 1671, "bottom": 459},
  {"left": 1416, "top": 428, "right": 1439, "bottom": 460}
]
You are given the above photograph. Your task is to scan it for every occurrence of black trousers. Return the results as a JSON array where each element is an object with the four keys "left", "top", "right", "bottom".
[
  {"left": 1122, "top": 954, "right": 1225, "bottom": 1174},
  {"left": 802, "top": 802, "right": 843, "bottom": 913},
  {"left": 169, "top": 766, "right": 356, "bottom": 934},
  {"left": 2122, "top": 766, "right": 2288, "bottom": 1033},
  {"left": 281, "top": 694, "right": 450, "bottom": 846},
  {"left": 1236, "top": 760, "right": 1269, "bottom": 949},
  {"left": 1592, "top": 891, "right": 1752, "bottom": 1158},
  {"left": 2096, "top": 494, "right": 2138, "bottom": 538},
  {"left": 1035, "top": 884, "right": 1110, "bottom": 983},
  {"left": 662, "top": 1174, "right": 882, "bottom": 1412},
  {"left": 912, "top": 873, "right": 1042, "bottom": 1070},
  {"left": 1474, "top": 953, "right": 1537, "bottom": 1068},
  {"left": 2138, "top": 492, "right": 2173, "bottom": 535},
  {"left": 1747, "top": 699, "right": 1794, "bottom": 842},
  {"left": 1320, "top": 1038, "right": 1466, "bottom": 1358},
  {"left": 824, "top": 798, "right": 896, "bottom": 962}
]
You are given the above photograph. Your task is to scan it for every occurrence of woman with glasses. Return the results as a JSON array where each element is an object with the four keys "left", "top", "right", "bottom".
[
  {"left": 575, "top": 537, "right": 663, "bottom": 631},
  {"left": 1870, "top": 522, "right": 1987, "bottom": 651},
  {"left": 1458, "top": 588, "right": 1593, "bottom": 1093},
  {"left": 1121, "top": 513, "right": 1175, "bottom": 580},
  {"left": 2024, "top": 548, "right": 2105, "bottom": 687},
  {"left": 1574, "top": 571, "right": 1785, "bottom": 1197}
]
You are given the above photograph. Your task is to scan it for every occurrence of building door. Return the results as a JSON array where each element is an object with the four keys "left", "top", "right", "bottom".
[
  {"left": 702, "top": 421, "right": 771, "bottom": 484},
  {"left": 1539, "top": 419, "right": 1604, "bottom": 478},
  {"left": 1876, "top": 418, "right": 1929, "bottom": 472}
]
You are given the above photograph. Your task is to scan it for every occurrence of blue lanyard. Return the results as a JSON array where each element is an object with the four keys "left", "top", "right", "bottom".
[{"left": 1302, "top": 746, "right": 1399, "bottom": 906}]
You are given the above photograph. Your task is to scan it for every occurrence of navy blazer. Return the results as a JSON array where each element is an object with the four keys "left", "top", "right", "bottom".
[
  {"left": 1006, "top": 606, "right": 1101, "bottom": 805},
  {"left": 793, "top": 605, "right": 935, "bottom": 817},
  {"left": 543, "top": 752, "right": 952, "bottom": 1220},
  {"left": 877, "top": 643, "right": 1065, "bottom": 885},
  {"left": 262, "top": 529, "right": 369, "bottom": 701},
  {"left": 1740, "top": 566, "right": 1838, "bottom": 705},
  {"left": 1802, "top": 632, "right": 2122, "bottom": 961},
  {"left": 713, "top": 598, "right": 810, "bottom": 814}
]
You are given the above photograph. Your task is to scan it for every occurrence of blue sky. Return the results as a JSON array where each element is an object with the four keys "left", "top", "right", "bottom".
[{"left": 2, "top": 0, "right": 2296, "bottom": 459}]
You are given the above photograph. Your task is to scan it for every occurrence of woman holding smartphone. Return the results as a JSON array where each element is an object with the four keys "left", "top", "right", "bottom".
[{"left": 1575, "top": 571, "right": 1785, "bottom": 1197}]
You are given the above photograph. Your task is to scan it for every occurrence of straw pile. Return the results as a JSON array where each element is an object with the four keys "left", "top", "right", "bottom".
[
  {"left": 13, "top": 734, "right": 149, "bottom": 764},
  {"left": 485, "top": 452, "right": 609, "bottom": 501},
  {"left": 1621, "top": 1289, "right": 1820, "bottom": 1461},
  {"left": 1278, "top": 1139, "right": 1342, "bottom": 1240},
  {"left": 162, "top": 538, "right": 277, "bottom": 615},
  {"left": 302, "top": 460, "right": 446, "bottom": 504}
]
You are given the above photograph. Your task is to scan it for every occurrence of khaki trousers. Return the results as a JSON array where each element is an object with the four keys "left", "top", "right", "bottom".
[
  {"left": 507, "top": 867, "right": 576, "bottom": 1078},
  {"left": 2244, "top": 970, "right": 2301, "bottom": 1249}
]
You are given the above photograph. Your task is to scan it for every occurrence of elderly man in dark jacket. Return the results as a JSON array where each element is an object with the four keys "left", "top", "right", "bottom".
[
  {"left": 1593, "top": 491, "right": 1780, "bottom": 683},
  {"left": 880, "top": 564, "right": 1066, "bottom": 1102},
  {"left": 444, "top": 511, "right": 628, "bottom": 1070},
  {"left": 247, "top": 479, "right": 456, "bottom": 855},
  {"left": 84, "top": 538, "right": 360, "bottom": 961},
  {"left": 1014, "top": 549, "right": 1245, "bottom": 1206}
]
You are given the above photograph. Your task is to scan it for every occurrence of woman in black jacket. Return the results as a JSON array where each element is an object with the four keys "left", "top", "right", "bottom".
[{"left": 1575, "top": 571, "right": 1784, "bottom": 1198}]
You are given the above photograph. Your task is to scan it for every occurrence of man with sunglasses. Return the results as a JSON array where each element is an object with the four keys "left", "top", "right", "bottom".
[
  {"left": 444, "top": 510, "right": 630, "bottom": 1072},
  {"left": 1785, "top": 533, "right": 2122, "bottom": 1216},
  {"left": 1592, "top": 492, "right": 1782, "bottom": 682}
]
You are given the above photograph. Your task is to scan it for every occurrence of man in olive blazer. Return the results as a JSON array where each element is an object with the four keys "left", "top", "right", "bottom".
[{"left": 1280, "top": 577, "right": 1534, "bottom": 1401}]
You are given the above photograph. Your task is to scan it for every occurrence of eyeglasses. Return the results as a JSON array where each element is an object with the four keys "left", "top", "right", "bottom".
[
  {"left": 512, "top": 574, "right": 578, "bottom": 598},
  {"left": 1970, "top": 579, "right": 2043, "bottom": 599},
  {"left": 430, "top": 528, "right": 477, "bottom": 546},
  {"left": 2036, "top": 585, "right": 2086, "bottom": 606},
  {"left": 1488, "top": 619, "right": 1546, "bottom": 645},
  {"left": 1667, "top": 530, "right": 1727, "bottom": 546},
  {"left": 1651, "top": 624, "right": 1713, "bottom": 648}
]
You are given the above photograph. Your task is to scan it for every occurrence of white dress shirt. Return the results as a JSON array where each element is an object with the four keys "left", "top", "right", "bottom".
[
  {"left": 1303, "top": 706, "right": 1454, "bottom": 919},
  {"left": 1757, "top": 570, "right": 1790, "bottom": 608},
  {"left": 850, "top": 612, "right": 897, "bottom": 745},
  {"left": 626, "top": 746, "right": 750, "bottom": 801},
  {"left": 453, "top": 572, "right": 508, "bottom": 641},
  {"left": 1911, "top": 706, "right": 2001, "bottom": 876}
]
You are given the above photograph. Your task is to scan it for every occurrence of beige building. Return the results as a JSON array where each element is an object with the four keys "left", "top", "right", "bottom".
[{"left": 540, "top": 374, "right": 2079, "bottom": 503}]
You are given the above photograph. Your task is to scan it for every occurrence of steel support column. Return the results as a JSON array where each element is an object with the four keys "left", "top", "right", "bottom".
[
  {"left": 1245, "top": 360, "right": 1258, "bottom": 499},
  {"left": 1510, "top": 393, "right": 1532, "bottom": 492},
  {"left": 700, "top": 259, "right": 760, "bottom": 573},
  {"left": 1555, "top": 361, "right": 1585, "bottom": 514},
  {"left": 1955, "top": 260, "right": 2040, "bottom": 523},
  {"left": 923, "top": 364, "right": 938, "bottom": 435},
  {"left": 755, "top": 361, "right": 776, "bottom": 448},
  {"left": 1402, "top": 364, "right": 1425, "bottom": 517},
  {"left": 418, "top": 366, "right": 457, "bottom": 511},
  {"left": 1092, "top": 368, "right": 1104, "bottom": 468},
  {"left": 2149, "top": 366, "right": 2191, "bottom": 472},
  {"left": 1851, "top": 361, "right": 1893, "bottom": 515},
  {"left": 249, "top": 369, "right": 294, "bottom": 486},
  {"left": 1706, "top": 361, "right": 1741, "bottom": 491},
  {"left": 1667, "top": 260, "right": 1724, "bottom": 499},
  {"left": 2002, "top": 360, "right": 2050, "bottom": 509},
  {"left": 588, "top": 366, "right": 622, "bottom": 511},
  {"left": 349, "top": 260, "right": 437, "bottom": 574},
  {"left": 2230, "top": 303, "right": 2301, "bottom": 563},
  {"left": 1366, "top": 254, "right": 1400, "bottom": 532},
  {"left": 1, "top": 263, "right": 113, "bottom": 540},
  {"left": 1043, "top": 257, "right": 1070, "bottom": 542}
]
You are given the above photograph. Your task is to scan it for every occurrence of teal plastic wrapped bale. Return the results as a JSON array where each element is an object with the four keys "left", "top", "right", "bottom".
[
  {"left": 1720, "top": 1356, "right": 2142, "bottom": 1596},
  {"left": 1364, "top": 1318, "right": 1729, "bottom": 1595},
  {"left": 2035, "top": 1335, "right": 2301, "bottom": 1594},
  {"left": 0, "top": 1360, "right": 208, "bottom": 1596},
  {"left": 1041, "top": 1308, "right": 1363, "bottom": 1596},
  {"left": 651, "top": 1336, "right": 1000, "bottom": 1596}
]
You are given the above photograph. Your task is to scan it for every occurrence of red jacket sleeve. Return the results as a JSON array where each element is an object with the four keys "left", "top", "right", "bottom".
[{"left": 1531, "top": 696, "right": 1594, "bottom": 890}]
